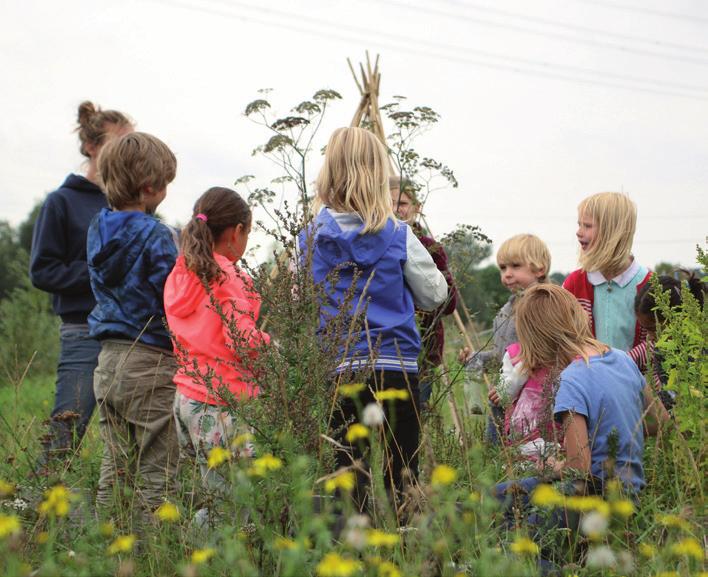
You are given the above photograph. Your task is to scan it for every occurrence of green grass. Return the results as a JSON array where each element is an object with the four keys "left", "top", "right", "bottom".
[{"left": 0, "top": 367, "right": 704, "bottom": 577}]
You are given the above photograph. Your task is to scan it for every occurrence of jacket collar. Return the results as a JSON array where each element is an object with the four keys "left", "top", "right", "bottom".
[{"left": 587, "top": 259, "right": 639, "bottom": 288}]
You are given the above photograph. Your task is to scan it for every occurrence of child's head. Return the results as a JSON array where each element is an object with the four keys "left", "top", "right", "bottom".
[
  {"left": 316, "top": 127, "right": 392, "bottom": 233},
  {"left": 515, "top": 283, "right": 603, "bottom": 373},
  {"left": 496, "top": 234, "right": 551, "bottom": 292},
  {"left": 576, "top": 192, "right": 636, "bottom": 274},
  {"left": 390, "top": 176, "right": 420, "bottom": 224},
  {"left": 181, "top": 187, "right": 252, "bottom": 284},
  {"left": 635, "top": 273, "right": 705, "bottom": 340},
  {"left": 75, "top": 101, "right": 133, "bottom": 159},
  {"left": 98, "top": 132, "right": 176, "bottom": 213}
]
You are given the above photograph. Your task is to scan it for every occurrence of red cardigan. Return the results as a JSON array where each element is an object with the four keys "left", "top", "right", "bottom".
[{"left": 563, "top": 268, "right": 652, "bottom": 369}]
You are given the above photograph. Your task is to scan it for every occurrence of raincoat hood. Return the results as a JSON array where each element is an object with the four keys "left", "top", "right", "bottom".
[
  {"left": 89, "top": 209, "right": 159, "bottom": 287},
  {"left": 87, "top": 208, "right": 178, "bottom": 350},
  {"left": 309, "top": 209, "right": 398, "bottom": 268},
  {"left": 163, "top": 255, "right": 213, "bottom": 319}
]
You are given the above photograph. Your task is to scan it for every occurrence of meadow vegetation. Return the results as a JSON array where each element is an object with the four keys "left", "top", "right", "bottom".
[{"left": 0, "top": 89, "right": 705, "bottom": 577}]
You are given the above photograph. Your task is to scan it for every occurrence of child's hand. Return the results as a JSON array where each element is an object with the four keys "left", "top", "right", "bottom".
[
  {"left": 545, "top": 456, "right": 565, "bottom": 478},
  {"left": 458, "top": 346, "right": 473, "bottom": 364},
  {"left": 488, "top": 388, "right": 501, "bottom": 406}
]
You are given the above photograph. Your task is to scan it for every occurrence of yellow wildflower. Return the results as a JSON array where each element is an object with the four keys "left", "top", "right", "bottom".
[
  {"left": 154, "top": 501, "right": 180, "bottom": 523},
  {"left": 36, "top": 531, "right": 49, "bottom": 544},
  {"left": 99, "top": 522, "right": 114, "bottom": 537},
  {"left": 510, "top": 536, "right": 539, "bottom": 556},
  {"left": 670, "top": 537, "right": 704, "bottom": 561},
  {"left": 191, "top": 548, "right": 216, "bottom": 564},
  {"left": 366, "top": 529, "right": 400, "bottom": 547},
  {"left": 0, "top": 479, "right": 15, "bottom": 498},
  {"left": 656, "top": 513, "right": 691, "bottom": 531},
  {"left": 612, "top": 499, "right": 635, "bottom": 518},
  {"left": 231, "top": 432, "right": 253, "bottom": 448},
  {"left": 653, "top": 572, "right": 680, "bottom": 577},
  {"left": 605, "top": 478, "right": 622, "bottom": 495},
  {"left": 431, "top": 464, "right": 457, "bottom": 487},
  {"left": 316, "top": 552, "right": 362, "bottom": 577},
  {"left": 38, "top": 485, "right": 73, "bottom": 518},
  {"left": 0, "top": 514, "right": 21, "bottom": 538},
  {"left": 206, "top": 446, "right": 231, "bottom": 469},
  {"left": 249, "top": 454, "right": 283, "bottom": 476},
  {"left": 275, "top": 536, "right": 297, "bottom": 550},
  {"left": 564, "top": 496, "right": 610, "bottom": 516},
  {"left": 324, "top": 471, "right": 356, "bottom": 493},
  {"left": 378, "top": 561, "right": 402, "bottom": 577},
  {"left": 345, "top": 424, "right": 370, "bottom": 443},
  {"left": 374, "top": 389, "right": 409, "bottom": 402},
  {"left": 531, "top": 484, "right": 564, "bottom": 508},
  {"left": 638, "top": 543, "right": 657, "bottom": 558},
  {"left": 107, "top": 534, "right": 136, "bottom": 555},
  {"left": 339, "top": 383, "right": 366, "bottom": 397}
]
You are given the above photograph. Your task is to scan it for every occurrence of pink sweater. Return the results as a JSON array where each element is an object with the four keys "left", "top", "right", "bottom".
[{"left": 164, "top": 254, "right": 270, "bottom": 405}]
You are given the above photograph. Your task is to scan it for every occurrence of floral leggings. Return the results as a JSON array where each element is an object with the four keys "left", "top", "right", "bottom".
[{"left": 173, "top": 392, "right": 254, "bottom": 497}]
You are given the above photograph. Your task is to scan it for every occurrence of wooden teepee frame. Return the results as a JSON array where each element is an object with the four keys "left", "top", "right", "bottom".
[
  {"left": 348, "top": 52, "right": 387, "bottom": 146},
  {"left": 348, "top": 52, "right": 397, "bottom": 174},
  {"left": 347, "top": 53, "right": 489, "bottom": 437}
]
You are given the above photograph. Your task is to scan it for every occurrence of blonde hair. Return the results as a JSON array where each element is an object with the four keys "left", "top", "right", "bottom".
[
  {"left": 98, "top": 132, "right": 177, "bottom": 209},
  {"left": 496, "top": 234, "right": 551, "bottom": 281},
  {"left": 515, "top": 284, "right": 605, "bottom": 374},
  {"left": 578, "top": 192, "right": 636, "bottom": 275},
  {"left": 316, "top": 127, "right": 393, "bottom": 233}
]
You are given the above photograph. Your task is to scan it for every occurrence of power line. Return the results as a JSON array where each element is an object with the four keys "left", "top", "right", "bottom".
[
  {"left": 443, "top": 0, "right": 708, "bottom": 50},
  {"left": 397, "top": 0, "right": 708, "bottom": 64},
  {"left": 212, "top": 0, "right": 708, "bottom": 91},
  {"left": 152, "top": 0, "right": 708, "bottom": 100},
  {"left": 573, "top": 0, "right": 708, "bottom": 25}
]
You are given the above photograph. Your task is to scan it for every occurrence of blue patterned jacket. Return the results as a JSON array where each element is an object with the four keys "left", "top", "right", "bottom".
[{"left": 87, "top": 208, "right": 178, "bottom": 350}]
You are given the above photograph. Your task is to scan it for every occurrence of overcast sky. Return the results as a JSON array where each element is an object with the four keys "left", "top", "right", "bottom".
[{"left": 1, "top": 0, "right": 706, "bottom": 272}]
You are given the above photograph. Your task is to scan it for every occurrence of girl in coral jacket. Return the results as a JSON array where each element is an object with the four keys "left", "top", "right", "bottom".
[
  {"left": 564, "top": 192, "right": 651, "bottom": 369},
  {"left": 165, "top": 187, "right": 270, "bottom": 509}
]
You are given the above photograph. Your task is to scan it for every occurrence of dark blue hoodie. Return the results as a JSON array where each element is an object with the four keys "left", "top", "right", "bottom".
[
  {"left": 299, "top": 208, "right": 420, "bottom": 374},
  {"left": 87, "top": 208, "right": 178, "bottom": 350},
  {"left": 30, "top": 174, "right": 108, "bottom": 323}
]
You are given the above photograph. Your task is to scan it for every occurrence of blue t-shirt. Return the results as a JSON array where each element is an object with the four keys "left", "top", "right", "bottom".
[{"left": 554, "top": 349, "right": 646, "bottom": 492}]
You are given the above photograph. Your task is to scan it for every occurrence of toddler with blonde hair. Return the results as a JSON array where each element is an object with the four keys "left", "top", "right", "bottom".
[{"left": 461, "top": 233, "right": 551, "bottom": 444}]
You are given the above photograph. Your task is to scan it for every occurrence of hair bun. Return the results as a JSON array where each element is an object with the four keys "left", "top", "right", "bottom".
[{"left": 77, "top": 101, "right": 98, "bottom": 126}]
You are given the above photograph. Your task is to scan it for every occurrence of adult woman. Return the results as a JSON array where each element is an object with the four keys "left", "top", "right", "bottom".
[{"left": 30, "top": 101, "right": 133, "bottom": 468}]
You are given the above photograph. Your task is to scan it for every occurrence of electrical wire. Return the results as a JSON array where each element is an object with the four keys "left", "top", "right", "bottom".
[
  {"left": 204, "top": 0, "right": 708, "bottom": 90},
  {"left": 151, "top": 0, "right": 708, "bottom": 100},
  {"left": 441, "top": 0, "right": 708, "bottom": 50},
  {"left": 572, "top": 0, "right": 708, "bottom": 25},
  {"left": 381, "top": 0, "right": 708, "bottom": 66}
]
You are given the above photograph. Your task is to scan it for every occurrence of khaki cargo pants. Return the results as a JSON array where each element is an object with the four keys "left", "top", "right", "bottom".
[{"left": 93, "top": 340, "right": 178, "bottom": 513}]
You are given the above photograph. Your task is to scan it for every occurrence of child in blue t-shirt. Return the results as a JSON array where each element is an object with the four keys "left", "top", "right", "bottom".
[{"left": 495, "top": 285, "right": 668, "bottom": 526}]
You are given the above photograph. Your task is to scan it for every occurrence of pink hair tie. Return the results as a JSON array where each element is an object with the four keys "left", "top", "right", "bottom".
[{"left": 195, "top": 213, "right": 208, "bottom": 222}]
